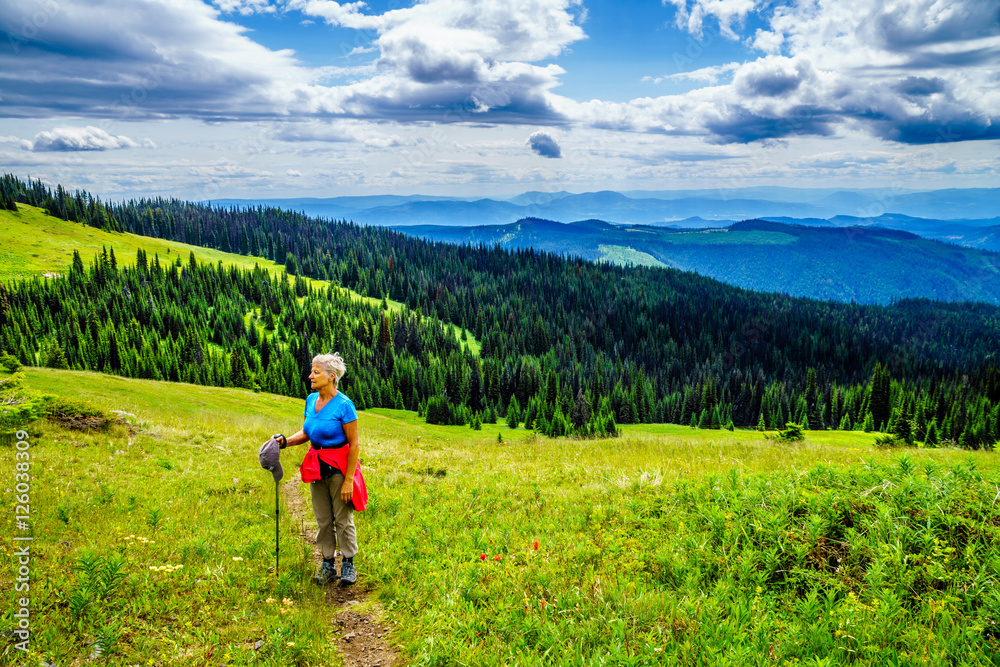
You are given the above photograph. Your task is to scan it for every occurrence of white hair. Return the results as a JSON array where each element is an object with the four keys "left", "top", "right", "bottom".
[{"left": 312, "top": 352, "right": 347, "bottom": 384}]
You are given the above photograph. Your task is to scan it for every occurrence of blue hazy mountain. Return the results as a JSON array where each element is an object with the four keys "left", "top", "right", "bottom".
[
  {"left": 207, "top": 187, "right": 1000, "bottom": 227},
  {"left": 399, "top": 217, "right": 1000, "bottom": 305}
]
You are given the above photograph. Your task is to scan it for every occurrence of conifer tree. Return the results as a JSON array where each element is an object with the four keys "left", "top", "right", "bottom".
[
  {"left": 570, "top": 388, "right": 591, "bottom": 430},
  {"left": 507, "top": 395, "right": 521, "bottom": 429},
  {"left": 869, "top": 363, "right": 892, "bottom": 432},
  {"left": 44, "top": 341, "right": 69, "bottom": 369}
]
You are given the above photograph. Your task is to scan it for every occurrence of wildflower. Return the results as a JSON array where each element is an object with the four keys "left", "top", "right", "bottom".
[
  {"left": 286, "top": 642, "right": 295, "bottom": 647},
  {"left": 232, "top": 557, "right": 244, "bottom": 561},
  {"left": 479, "top": 553, "right": 487, "bottom": 561},
  {"left": 532, "top": 540, "right": 539, "bottom": 550},
  {"left": 540, "top": 599, "right": 547, "bottom": 607},
  {"left": 282, "top": 598, "right": 294, "bottom": 606},
  {"left": 494, "top": 554, "right": 502, "bottom": 561},
  {"left": 266, "top": 598, "right": 276, "bottom": 604}
]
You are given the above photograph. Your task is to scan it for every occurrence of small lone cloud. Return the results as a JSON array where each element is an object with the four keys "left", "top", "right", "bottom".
[
  {"left": 27, "top": 126, "right": 138, "bottom": 152},
  {"left": 286, "top": 169, "right": 303, "bottom": 177},
  {"left": 527, "top": 131, "right": 561, "bottom": 158}
]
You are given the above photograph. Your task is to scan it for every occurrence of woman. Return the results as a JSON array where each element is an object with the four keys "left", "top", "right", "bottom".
[{"left": 274, "top": 353, "right": 361, "bottom": 587}]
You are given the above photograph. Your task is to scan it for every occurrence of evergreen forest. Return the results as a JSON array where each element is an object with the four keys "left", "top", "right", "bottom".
[{"left": 2, "top": 173, "right": 999, "bottom": 447}]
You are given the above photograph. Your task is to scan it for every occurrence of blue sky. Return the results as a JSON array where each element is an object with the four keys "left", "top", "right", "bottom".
[{"left": 0, "top": 0, "right": 997, "bottom": 201}]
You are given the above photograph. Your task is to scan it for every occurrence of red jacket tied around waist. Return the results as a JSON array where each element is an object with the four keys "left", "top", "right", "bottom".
[{"left": 300, "top": 446, "right": 368, "bottom": 511}]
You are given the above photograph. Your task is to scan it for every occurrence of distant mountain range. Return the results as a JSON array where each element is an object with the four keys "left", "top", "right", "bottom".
[
  {"left": 397, "top": 217, "right": 1000, "bottom": 305},
  {"left": 207, "top": 187, "right": 1000, "bottom": 303},
  {"left": 209, "top": 186, "right": 1000, "bottom": 229}
]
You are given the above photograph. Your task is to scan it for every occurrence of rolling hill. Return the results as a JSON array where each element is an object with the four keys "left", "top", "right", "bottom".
[{"left": 401, "top": 217, "right": 1000, "bottom": 304}]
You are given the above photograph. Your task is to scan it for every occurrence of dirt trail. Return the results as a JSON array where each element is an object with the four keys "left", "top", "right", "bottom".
[{"left": 281, "top": 478, "right": 400, "bottom": 667}]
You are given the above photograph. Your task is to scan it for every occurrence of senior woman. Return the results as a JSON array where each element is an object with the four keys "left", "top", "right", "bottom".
[{"left": 273, "top": 353, "right": 362, "bottom": 587}]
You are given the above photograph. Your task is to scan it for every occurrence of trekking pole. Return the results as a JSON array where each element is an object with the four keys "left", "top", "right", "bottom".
[{"left": 275, "top": 479, "right": 280, "bottom": 576}]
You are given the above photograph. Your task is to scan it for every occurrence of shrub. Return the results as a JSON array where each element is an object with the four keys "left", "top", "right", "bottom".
[
  {"left": 0, "top": 352, "right": 21, "bottom": 373},
  {"left": 776, "top": 422, "right": 805, "bottom": 441},
  {"left": 874, "top": 433, "right": 908, "bottom": 449}
]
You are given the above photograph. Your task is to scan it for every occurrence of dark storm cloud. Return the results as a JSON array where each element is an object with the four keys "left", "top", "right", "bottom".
[{"left": 527, "top": 131, "right": 562, "bottom": 158}]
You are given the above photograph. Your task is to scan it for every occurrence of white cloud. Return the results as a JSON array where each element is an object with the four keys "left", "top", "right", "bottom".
[
  {"left": 27, "top": 126, "right": 138, "bottom": 152},
  {"left": 663, "top": 0, "right": 759, "bottom": 40},
  {"left": 287, "top": 0, "right": 586, "bottom": 121},
  {"left": 601, "top": 0, "right": 1000, "bottom": 144},
  {"left": 1, "top": 0, "right": 996, "bottom": 169},
  {"left": 0, "top": 0, "right": 313, "bottom": 119},
  {"left": 644, "top": 62, "right": 741, "bottom": 85},
  {"left": 286, "top": 169, "right": 303, "bottom": 176},
  {"left": 213, "top": 0, "right": 276, "bottom": 15}
]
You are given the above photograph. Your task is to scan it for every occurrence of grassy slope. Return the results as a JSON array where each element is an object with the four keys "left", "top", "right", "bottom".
[
  {"left": 0, "top": 203, "right": 480, "bottom": 355},
  {"left": 4, "top": 368, "right": 999, "bottom": 665}
]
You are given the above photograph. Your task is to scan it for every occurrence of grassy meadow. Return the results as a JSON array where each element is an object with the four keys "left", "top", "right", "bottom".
[{"left": 2, "top": 368, "right": 1000, "bottom": 665}]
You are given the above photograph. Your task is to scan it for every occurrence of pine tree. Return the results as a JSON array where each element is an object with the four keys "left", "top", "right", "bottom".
[
  {"left": 570, "top": 388, "right": 591, "bottom": 431},
  {"left": 869, "top": 363, "right": 891, "bottom": 432},
  {"left": 507, "top": 395, "right": 521, "bottom": 429},
  {"left": 285, "top": 252, "right": 299, "bottom": 276},
  {"left": 44, "top": 341, "right": 69, "bottom": 369}
]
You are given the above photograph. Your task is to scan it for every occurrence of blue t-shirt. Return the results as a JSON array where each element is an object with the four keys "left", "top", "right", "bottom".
[{"left": 303, "top": 392, "right": 358, "bottom": 449}]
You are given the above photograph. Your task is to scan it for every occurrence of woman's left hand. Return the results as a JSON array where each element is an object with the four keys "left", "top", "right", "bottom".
[{"left": 340, "top": 478, "right": 354, "bottom": 504}]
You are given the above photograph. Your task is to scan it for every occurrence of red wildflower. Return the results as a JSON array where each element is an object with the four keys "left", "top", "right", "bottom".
[
  {"left": 533, "top": 540, "right": 539, "bottom": 550},
  {"left": 479, "top": 553, "right": 487, "bottom": 561},
  {"left": 494, "top": 554, "right": 502, "bottom": 561}
]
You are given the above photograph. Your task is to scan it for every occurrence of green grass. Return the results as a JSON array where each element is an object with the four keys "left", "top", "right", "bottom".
[
  {"left": 597, "top": 245, "right": 668, "bottom": 269},
  {"left": 3, "top": 368, "right": 999, "bottom": 665},
  {"left": 0, "top": 203, "right": 480, "bottom": 353}
]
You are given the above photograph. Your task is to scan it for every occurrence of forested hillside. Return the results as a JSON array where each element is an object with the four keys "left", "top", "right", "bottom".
[
  {"left": 400, "top": 217, "right": 1000, "bottom": 304},
  {"left": 2, "top": 174, "right": 999, "bottom": 447}
]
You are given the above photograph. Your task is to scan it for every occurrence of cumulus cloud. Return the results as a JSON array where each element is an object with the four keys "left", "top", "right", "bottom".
[
  {"left": 611, "top": 0, "right": 1000, "bottom": 144},
  {"left": 527, "top": 131, "right": 562, "bottom": 158},
  {"left": 275, "top": 0, "right": 586, "bottom": 122},
  {"left": 1, "top": 0, "right": 997, "bottom": 152},
  {"left": 0, "top": 0, "right": 585, "bottom": 126},
  {"left": 0, "top": 0, "right": 312, "bottom": 119},
  {"left": 27, "top": 126, "right": 138, "bottom": 152}
]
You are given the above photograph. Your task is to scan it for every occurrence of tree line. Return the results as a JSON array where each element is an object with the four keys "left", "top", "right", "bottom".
[{"left": 2, "top": 173, "right": 998, "bottom": 447}]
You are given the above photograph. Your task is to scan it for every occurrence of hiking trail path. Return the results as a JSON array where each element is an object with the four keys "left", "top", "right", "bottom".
[{"left": 281, "top": 478, "right": 401, "bottom": 667}]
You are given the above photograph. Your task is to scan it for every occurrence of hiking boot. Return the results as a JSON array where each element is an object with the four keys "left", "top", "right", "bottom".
[
  {"left": 312, "top": 560, "right": 337, "bottom": 586},
  {"left": 339, "top": 558, "right": 357, "bottom": 587}
]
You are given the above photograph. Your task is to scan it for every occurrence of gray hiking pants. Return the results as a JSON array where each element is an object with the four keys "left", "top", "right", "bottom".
[{"left": 309, "top": 472, "right": 358, "bottom": 560}]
